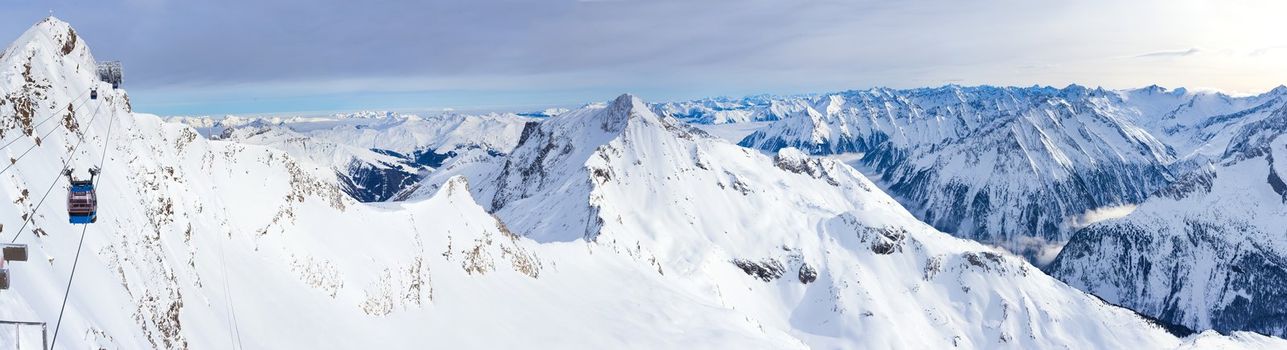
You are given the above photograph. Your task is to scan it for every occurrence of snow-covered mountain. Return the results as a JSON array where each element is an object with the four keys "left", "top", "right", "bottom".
[
  {"left": 664, "top": 85, "right": 1287, "bottom": 338},
  {"left": 516, "top": 107, "right": 570, "bottom": 118},
  {"left": 651, "top": 95, "right": 797, "bottom": 124},
  {"left": 1048, "top": 95, "right": 1287, "bottom": 337},
  {"left": 729, "top": 86, "right": 1181, "bottom": 261},
  {"left": 2, "top": 17, "right": 1283, "bottom": 349},
  {"left": 177, "top": 112, "right": 530, "bottom": 202},
  {"left": 1120, "top": 85, "right": 1287, "bottom": 166},
  {"left": 212, "top": 124, "right": 426, "bottom": 202}
]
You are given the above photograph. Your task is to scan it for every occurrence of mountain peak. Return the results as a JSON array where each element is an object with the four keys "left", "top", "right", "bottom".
[
  {"left": 597, "top": 93, "right": 657, "bottom": 133},
  {"left": 1269, "top": 84, "right": 1287, "bottom": 96},
  {"left": 610, "top": 93, "right": 641, "bottom": 108},
  {"left": 39, "top": 16, "right": 71, "bottom": 27},
  {"left": 4, "top": 15, "right": 90, "bottom": 67},
  {"left": 438, "top": 175, "right": 475, "bottom": 201}
]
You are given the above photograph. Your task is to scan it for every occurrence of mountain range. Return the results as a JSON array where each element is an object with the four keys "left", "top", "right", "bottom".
[{"left": 0, "top": 17, "right": 1283, "bottom": 349}]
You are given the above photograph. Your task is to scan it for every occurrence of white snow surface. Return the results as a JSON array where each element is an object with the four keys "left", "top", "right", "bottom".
[{"left": 0, "top": 17, "right": 1283, "bottom": 350}]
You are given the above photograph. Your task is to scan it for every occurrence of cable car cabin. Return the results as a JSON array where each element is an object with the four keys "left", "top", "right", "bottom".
[
  {"left": 65, "top": 168, "right": 99, "bottom": 224},
  {"left": 91, "top": 88, "right": 98, "bottom": 100},
  {"left": 67, "top": 181, "right": 96, "bottom": 224}
]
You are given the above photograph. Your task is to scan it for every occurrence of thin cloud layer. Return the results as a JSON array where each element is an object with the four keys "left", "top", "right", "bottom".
[
  {"left": 1136, "top": 48, "right": 1202, "bottom": 58},
  {"left": 2, "top": 0, "right": 1285, "bottom": 115}
]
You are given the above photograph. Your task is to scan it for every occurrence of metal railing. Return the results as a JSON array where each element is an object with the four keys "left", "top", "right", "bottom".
[{"left": 0, "top": 320, "right": 46, "bottom": 350}]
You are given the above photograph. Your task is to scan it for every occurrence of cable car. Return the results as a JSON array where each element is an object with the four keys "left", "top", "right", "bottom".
[
  {"left": 64, "top": 168, "right": 99, "bottom": 224},
  {"left": 91, "top": 88, "right": 98, "bottom": 100}
]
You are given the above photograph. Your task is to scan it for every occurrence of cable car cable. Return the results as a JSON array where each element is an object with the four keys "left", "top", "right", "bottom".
[
  {"left": 0, "top": 92, "right": 98, "bottom": 178},
  {"left": 48, "top": 223, "right": 87, "bottom": 350},
  {"left": 50, "top": 105, "right": 117, "bottom": 350},
  {"left": 4, "top": 101, "right": 103, "bottom": 244},
  {"left": 0, "top": 89, "right": 91, "bottom": 153},
  {"left": 216, "top": 232, "right": 245, "bottom": 350}
]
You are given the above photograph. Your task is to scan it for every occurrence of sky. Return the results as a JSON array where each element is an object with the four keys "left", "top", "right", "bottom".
[{"left": 2, "top": 0, "right": 1286, "bottom": 116}]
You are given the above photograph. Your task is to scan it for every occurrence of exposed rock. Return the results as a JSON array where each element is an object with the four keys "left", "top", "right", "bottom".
[{"left": 732, "top": 258, "right": 785, "bottom": 282}]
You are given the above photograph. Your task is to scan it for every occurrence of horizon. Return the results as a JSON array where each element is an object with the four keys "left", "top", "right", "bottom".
[
  {"left": 155, "top": 83, "right": 1287, "bottom": 119},
  {"left": 3, "top": 1, "right": 1286, "bottom": 116}
]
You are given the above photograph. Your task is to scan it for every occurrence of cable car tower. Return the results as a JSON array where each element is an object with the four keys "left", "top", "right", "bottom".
[
  {"left": 96, "top": 61, "right": 122, "bottom": 89},
  {"left": 0, "top": 243, "right": 28, "bottom": 290}
]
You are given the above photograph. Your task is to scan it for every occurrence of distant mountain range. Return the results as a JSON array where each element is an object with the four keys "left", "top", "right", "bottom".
[{"left": 656, "top": 84, "right": 1287, "bottom": 337}]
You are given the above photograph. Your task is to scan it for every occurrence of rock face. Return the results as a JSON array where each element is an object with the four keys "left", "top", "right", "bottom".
[{"left": 1049, "top": 99, "right": 1287, "bottom": 338}]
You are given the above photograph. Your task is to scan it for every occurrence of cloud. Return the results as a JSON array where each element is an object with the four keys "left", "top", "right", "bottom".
[
  {"left": 1135, "top": 48, "right": 1201, "bottom": 58},
  {"left": 4, "top": 0, "right": 1286, "bottom": 115},
  {"left": 1251, "top": 45, "right": 1287, "bottom": 56},
  {"left": 986, "top": 235, "right": 1068, "bottom": 267},
  {"left": 1064, "top": 204, "right": 1137, "bottom": 230}
]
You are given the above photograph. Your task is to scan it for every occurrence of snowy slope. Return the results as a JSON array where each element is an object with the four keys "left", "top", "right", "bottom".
[
  {"left": 1, "top": 17, "right": 1283, "bottom": 350},
  {"left": 413, "top": 93, "right": 1286, "bottom": 348},
  {"left": 215, "top": 124, "right": 425, "bottom": 202},
  {"left": 1049, "top": 101, "right": 1287, "bottom": 338}
]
